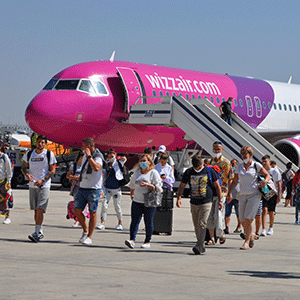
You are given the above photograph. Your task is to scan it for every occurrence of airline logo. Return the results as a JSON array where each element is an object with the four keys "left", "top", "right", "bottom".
[{"left": 145, "top": 73, "right": 221, "bottom": 95}]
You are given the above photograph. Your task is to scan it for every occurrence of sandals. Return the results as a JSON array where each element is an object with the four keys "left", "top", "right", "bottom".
[
  {"left": 240, "top": 243, "right": 250, "bottom": 250},
  {"left": 249, "top": 239, "right": 255, "bottom": 248},
  {"left": 205, "top": 239, "right": 216, "bottom": 245},
  {"left": 219, "top": 236, "right": 226, "bottom": 244}
]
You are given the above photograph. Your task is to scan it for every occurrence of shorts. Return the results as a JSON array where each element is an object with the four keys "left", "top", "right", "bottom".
[
  {"left": 239, "top": 193, "right": 261, "bottom": 222},
  {"left": 29, "top": 188, "right": 50, "bottom": 212},
  {"left": 256, "top": 200, "right": 263, "bottom": 216},
  {"left": 225, "top": 199, "right": 239, "bottom": 218},
  {"left": 262, "top": 194, "right": 277, "bottom": 212},
  {"left": 74, "top": 188, "right": 101, "bottom": 212}
]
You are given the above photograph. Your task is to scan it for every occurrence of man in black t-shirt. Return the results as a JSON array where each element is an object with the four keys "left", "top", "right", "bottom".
[
  {"left": 177, "top": 155, "right": 222, "bottom": 255},
  {"left": 219, "top": 97, "right": 237, "bottom": 126}
]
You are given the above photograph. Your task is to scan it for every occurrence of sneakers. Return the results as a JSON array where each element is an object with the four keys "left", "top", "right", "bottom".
[
  {"left": 141, "top": 243, "right": 151, "bottom": 249},
  {"left": 97, "top": 223, "right": 105, "bottom": 230},
  {"left": 28, "top": 232, "right": 44, "bottom": 243},
  {"left": 125, "top": 240, "right": 135, "bottom": 249},
  {"left": 260, "top": 229, "right": 266, "bottom": 236},
  {"left": 116, "top": 224, "right": 123, "bottom": 230},
  {"left": 295, "top": 220, "right": 299, "bottom": 224},
  {"left": 83, "top": 237, "right": 92, "bottom": 245},
  {"left": 79, "top": 232, "right": 88, "bottom": 243},
  {"left": 267, "top": 228, "right": 274, "bottom": 235},
  {"left": 3, "top": 218, "right": 11, "bottom": 224}
]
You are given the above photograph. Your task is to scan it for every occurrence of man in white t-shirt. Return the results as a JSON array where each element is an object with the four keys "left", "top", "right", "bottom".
[
  {"left": 261, "top": 155, "right": 282, "bottom": 236},
  {"left": 74, "top": 138, "right": 103, "bottom": 245},
  {"left": 22, "top": 135, "right": 57, "bottom": 242}
]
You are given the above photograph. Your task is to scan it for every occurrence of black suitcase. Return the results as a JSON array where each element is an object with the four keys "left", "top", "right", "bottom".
[
  {"left": 153, "top": 207, "right": 173, "bottom": 235},
  {"left": 161, "top": 188, "right": 174, "bottom": 209}
]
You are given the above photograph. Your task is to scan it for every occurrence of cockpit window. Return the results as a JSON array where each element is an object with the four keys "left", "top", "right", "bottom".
[
  {"left": 79, "top": 80, "right": 96, "bottom": 94},
  {"left": 55, "top": 80, "right": 80, "bottom": 90},
  {"left": 92, "top": 81, "right": 108, "bottom": 95},
  {"left": 43, "top": 79, "right": 58, "bottom": 90}
]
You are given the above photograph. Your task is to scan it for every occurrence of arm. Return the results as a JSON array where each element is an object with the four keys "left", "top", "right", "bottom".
[
  {"left": 84, "top": 148, "right": 102, "bottom": 172},
  {"left": 130, "top": 189, "right": 135, "bottom": 200},
  {"left": 21, "top": 161, "right": 34, "bottom": 182},
  {"left": 219, "top": 104, "right": 223, "bottom": 114},
  {"left": 66, "top": 168, "right": 79, "bottom": 181},
  {"left": 176, "top": 182, "right": 186, "bottom": 208},
  {"left": 276, "top": 180, "right": 281, "bottom": 204},
  {"left": 227, "top": 173, "right": 239, "bottom": 203},
  {"left": 4, "top": 155, "right": 12, "bottom": 188},
  {"left": 259, "top": 167, "right": 271, "bottom": 188},
  {"left": 35, "top": 164, "right": 56, "bottom": 187}
]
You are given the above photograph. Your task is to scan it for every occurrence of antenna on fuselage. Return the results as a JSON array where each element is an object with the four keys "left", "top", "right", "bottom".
[
  {"left": 109, "top": 51, "right": 116, "bottom": 62},
  {"left": 288, "top": 76, "right": 292, "bottom": 84}
]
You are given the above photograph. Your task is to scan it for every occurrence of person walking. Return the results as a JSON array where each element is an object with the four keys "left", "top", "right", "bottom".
[
  {"left": 97, "top": 149, "right": 126, "bottom": 231},
  {"left": 219, "top": 97, "right": 237, "bottom": 126},
  {"left": 22, "top": 135, "right": 57, "bottom": 242},
  {"left": 227, "top": 146, "right": 270, "bottom": 250},
  {"left": 125, "top": 154, "right": 162, "bottom": 249},
  {"left": 177, "top": 155, "right": 222, "bottom": 255},
  {"left": 0, "top": 142, "right": 12, "bottom": 224},
  {"left": 74, "top": 138, "right": 104, "bottom": 245}
]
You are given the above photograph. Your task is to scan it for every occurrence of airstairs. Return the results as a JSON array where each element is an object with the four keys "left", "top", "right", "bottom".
[{"left": 128, "top": 96, "right": 294, "bottom": 172}]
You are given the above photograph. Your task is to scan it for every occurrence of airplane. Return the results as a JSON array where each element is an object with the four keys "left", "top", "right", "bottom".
[{"left": 25, "top": 54, "right": 300, "bottom": 165}]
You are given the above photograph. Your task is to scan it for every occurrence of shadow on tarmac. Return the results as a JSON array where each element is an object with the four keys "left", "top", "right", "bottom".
[{"left": 228, "top": 270, "right": 300, "bottom": 279}]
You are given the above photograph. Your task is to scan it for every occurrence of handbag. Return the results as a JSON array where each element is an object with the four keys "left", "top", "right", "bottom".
[{"left": 144, "top": 189, "right": 162, "bottom": 207}]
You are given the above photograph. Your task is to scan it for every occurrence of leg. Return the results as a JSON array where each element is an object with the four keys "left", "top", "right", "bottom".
[
  {"left": 112, "top": 189, "right": 123, "bottom": 225},
  {"left": 129, "top": 201, "right": 143, "bottom": 241},
  {"left": 207, "top": 197, "right": 218, "bottom": 242},
  {"left": 35, "top": 208, "right": 44, "bottom": 226},
  {"left": 244, "top": 218, "right": 254, "bottom": 246},
  {"left": 88, "top": 211, "right": 97, "bottom": 238},
  {"left": 143, "top": 206, "right": 156, "bottom": 243},
  {"left": 261, "top": 207, "right": 268, "bottom": 230},
  {"left": 100, "top": 189, "right": 111, "bottom": 224},
  {"left": 74, "top": 208, "right": 88, "bottom": 233},
  {"left": 225, "top": 200, "right": 233, "bottom": 232},
  {"left": 255, "top": 215, "right": 261, "bottom": 235},
  {"left": 269, "top": 211, "right": 275, "bottom": 228}
]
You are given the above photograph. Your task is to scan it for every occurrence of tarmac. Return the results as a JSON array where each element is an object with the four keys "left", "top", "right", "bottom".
[{"left": 1, "top": 185, "right": 299, "bottom": 300}]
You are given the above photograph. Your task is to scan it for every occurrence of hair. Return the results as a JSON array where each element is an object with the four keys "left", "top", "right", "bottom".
[
  {"left": 191, "top": 155, "right": 203, "bottom": 168},
  {"left": 270, "top": 160, "right": 276, "bottom": 166},
  {"left": 0, "top": 141, "right": 5, "bottom": 153},
  {"left": 228, "top": 97, "right": 233, "bottom": 102},
  {"left": 231, "top": 158, "right": 238, "bottom": 165},
  {"left": 37, "top": 135, "right": 48, "bottom": 143},
  {"left": 204, "top": 158, "right": 211, "bottom": 165},
  {"left": 82, "top": 138, "right": 95, "bottom": 148},
  {"left": 160, "top": 153, "right": 169, "bottom": 160},
  {"left": 286, "top": 162, "right": 292, "bottom": 170},
  {"left": 75, "top": 150, "right": 84, "bottom": 163},
  {"left": 262, "top": 154, "right": 270, "bottom": 160},
  {"left": 108, "top": 148, "right": 116, "bottom": 155},
  {"left": 143, "top": 147, "right": 153, "bottom": 155},
  {"left": 213, "top": 141, "right": 222, "bottom": 147},
  {"left": 138, "top": 154, "right": 154, "bottom": 170},
  {"left": 240, "top": 146, "right": 253, "bottom": 158}
]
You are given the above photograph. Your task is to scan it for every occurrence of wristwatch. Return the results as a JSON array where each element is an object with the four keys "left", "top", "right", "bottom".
[{"left": 87, "top": 155, "right": 92, "bottom": 159}]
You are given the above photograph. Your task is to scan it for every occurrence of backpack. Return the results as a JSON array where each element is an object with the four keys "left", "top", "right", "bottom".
[
  {"left": 206, "top": 165, "right": 221, "bottom": 196},
  {"left": 117, "top": 160, "right": 131, "bottom": 187},
  {"left": 27, "top": 149, "right": 51, "bottom": 170},
  {"left": 281, "top": 170, "right": 288, "bottom": 186}
]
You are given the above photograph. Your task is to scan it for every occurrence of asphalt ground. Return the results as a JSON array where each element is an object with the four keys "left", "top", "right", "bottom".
[{"left": 1, "top": 185, "right": 299, "bottom": 300}]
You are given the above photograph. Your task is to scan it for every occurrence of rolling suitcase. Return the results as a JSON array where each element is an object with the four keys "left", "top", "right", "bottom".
[{"left": 153, "top": 207, "right": 173, "bottom": 235}]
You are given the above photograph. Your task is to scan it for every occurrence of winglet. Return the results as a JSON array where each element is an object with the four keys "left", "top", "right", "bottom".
[
  {"left": 288, "top": 76, "right": 292, "bottom": 84},
  {"left": 109, "top": 51, "right": 116, "bottom": 62}
]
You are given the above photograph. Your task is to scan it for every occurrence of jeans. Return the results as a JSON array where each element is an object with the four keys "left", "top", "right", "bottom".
[
  {"left": 225, "top": 199, "right": 239, "bottom": 218},
  {"left": 295, "top": 201, "right": 300, "bottom": 222},
  {"left": 130, "top": 201, "right": 156, "bottom": 243}
]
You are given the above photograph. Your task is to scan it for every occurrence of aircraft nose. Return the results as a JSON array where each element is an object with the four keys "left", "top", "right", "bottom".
[{"left": 25, "top": 91, "right": 64, "bottom": 135}]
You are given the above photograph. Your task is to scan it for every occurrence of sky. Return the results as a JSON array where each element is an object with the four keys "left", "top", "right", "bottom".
[{"left": 0, "top": 0, "right": 299, "bottom": 126}]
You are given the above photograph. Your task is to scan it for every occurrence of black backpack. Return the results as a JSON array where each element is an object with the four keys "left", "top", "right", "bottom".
[{"left": 117, "top": 160, "right": 131, "bottom": 187}]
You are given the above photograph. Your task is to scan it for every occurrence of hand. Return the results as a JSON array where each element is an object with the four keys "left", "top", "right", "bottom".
[
  {"left": 258, "top": 180, "right": 267, "bottom": 188},
  {"left": 140, "top": 181, "right": 148, "bottom": 187},
  {"left": 218, "top": 201, "right": 223, "bottom": 210},
  {"left": 34, "top": 179, "right": 44, "bottom": 187},
  {"left": 176, "top": 198, "right": 182, "bottom": 208},
  {"left": 276, "top": 196, "right": 281, "bottom": 204},
  {"left": 26, "top": 174, "right": 34, "bottom": 182},
  {"left": 84, "top": 147, "right": 91, "bottom": 157}
]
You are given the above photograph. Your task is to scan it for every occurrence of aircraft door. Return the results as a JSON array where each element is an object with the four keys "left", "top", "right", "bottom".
[
  {"left": 117, "top": 67, "right": 144, "bottom": 113},
  {"left": 245, "top": 95, "right": 254, "bottom": 117},
  {"left": 254, "top": 96, "right": 262, "bottom": 118}
]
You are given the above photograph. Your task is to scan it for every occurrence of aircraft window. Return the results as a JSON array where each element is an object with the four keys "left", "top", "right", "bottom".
[
  {"left": 204, "top": 96, "right": 208, "bottom": 101},
  {"left": 185, "top": 94, "right": 189, "bottom": 100},
  {"left": 273, "top": 103, "right": 277, "bottom": 110},
  {"left": 257, "top": 101, "right": 261, "bottom": 108},
  {"left": 79, "top": 80, "right": 96, "bottom": 94},
  {"left": 192, "top": 94, "right": 195, "bottom": 99},
  {"left": 283, "top": 104, "right": 287, "bottom": 111},
  {"left": 153, "top": 91, "right": 157, "bottom": 96},
  {"left": 278, "top": 104, "right": 282, "bottom": 110},
  {"left": 159, "top": 91, "right": 163, "bottom": 97},
  {"left": 43, "top": 78, "right": 58, "bottom": 90},
  {"left": 166, "top": 91, "right": 170, "bottom": 96},
  {"left": 179, "top": 93, "right": 183, "bottom": 97},
  {"left": 294, "top": 105, "right": 297, "bottom": 112},
  {"left": 299, "top": 105, "right": 300, "bottom": 111},
  {"left": 216, "top": 97, "right": 220, "bottom": 104},
  {"left": 198, "top": 95, "right": 201, "bottom": 99},
  {"left": 262, "top": 102, "right": 266, "bottom": 109},
  {"left": 268, "top": 102, "right": 272, "bottom": 109},
  {"left": 289, "top": 104, "right": 292, "bottom": 111},
  {"left": 234, "top": 98, "right": 238, "bottom": 106},
  {"left": 55, "top": 80, "right": 79, "bottom": 90},
  {"left": 173, "top": 92, "right": 176, "bottom": 96},
  {"left": 239, "top": 99, "right": 243, "bottom": 107},
  {"left": 222, "top": 97, "right": 225, "bottom": 102},
  {"left": 92, "top": 81, "right": 108, "bottom": 95}
]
